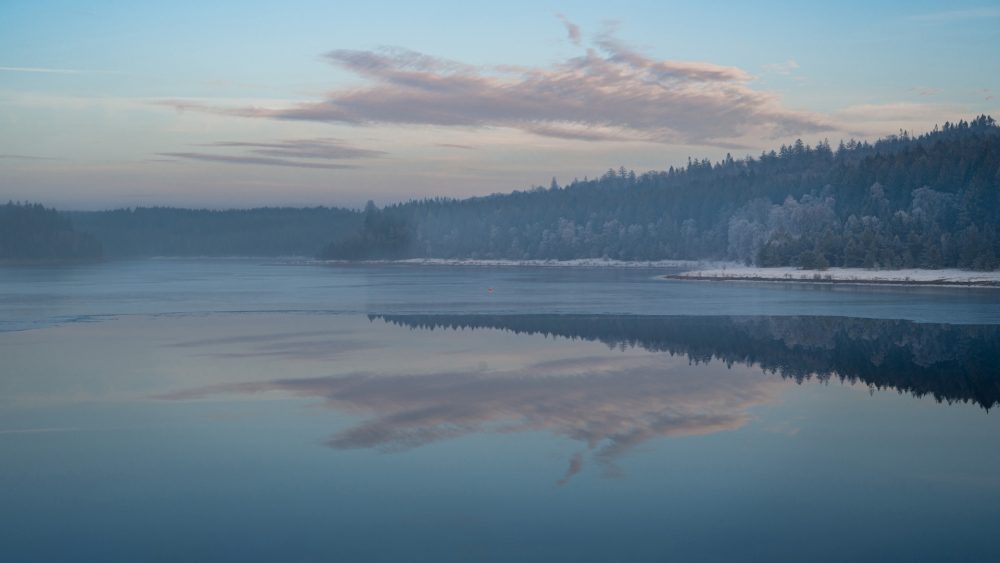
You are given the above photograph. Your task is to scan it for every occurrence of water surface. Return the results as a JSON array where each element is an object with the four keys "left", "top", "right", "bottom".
[{"left": 1, "top": 260, "right": 998, "bottom": 562}]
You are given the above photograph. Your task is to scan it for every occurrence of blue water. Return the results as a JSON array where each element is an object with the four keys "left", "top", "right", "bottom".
[
  {"left": 1, "top": 259, "right": 999, "bottom": 562},
  {"left": 1, "top": 258, "right": 999, "bottom": 332}
]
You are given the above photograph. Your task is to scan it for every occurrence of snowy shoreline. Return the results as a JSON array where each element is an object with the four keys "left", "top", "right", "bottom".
[
  {"left": 667, "top": 266, "right": 1000, "bottom": 287},
  {"left": 286, "top": 257, "right": 1000, "bottom": 286},
  {"left": 310, "top": 258, "right": 1000, "bottom": 286},
  {"left": 311, "top": 258, "right": 716, "bottom": 269}
]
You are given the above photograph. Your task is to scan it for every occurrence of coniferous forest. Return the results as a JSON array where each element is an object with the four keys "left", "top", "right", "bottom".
[
  {"left": 0, "top": 202, "right": 102, "bottom": 261},
  {"left": 349, "top": 115, "right": 1000, "bottom": 269},
  {"left": 9, "top": 116, "right": 1000, "bottom": 269},
  {"left": 66, "top": 206, "right": 362, "bottom": 257}
]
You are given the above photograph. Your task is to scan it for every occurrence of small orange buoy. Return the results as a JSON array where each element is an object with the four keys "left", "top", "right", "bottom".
[{"left": 487, "top": 287, "right": 494, "bottom": 293}]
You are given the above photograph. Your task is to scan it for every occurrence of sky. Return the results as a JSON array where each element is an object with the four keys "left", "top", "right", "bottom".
[{"left": 1, "top": 0, "right": 999, "bottom": 210}]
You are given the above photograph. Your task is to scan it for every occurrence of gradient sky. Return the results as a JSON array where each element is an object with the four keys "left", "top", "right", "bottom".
[{"left": 2, "top": 1, "right": 999, "bottom": 209}]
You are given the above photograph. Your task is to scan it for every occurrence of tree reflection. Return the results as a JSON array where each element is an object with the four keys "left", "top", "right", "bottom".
[
  {"left": 374, "top": 314, "right": 1000, "bottom": 410},
  {"left": 160, "top": 314, "right": 999, "bottom": 482}
]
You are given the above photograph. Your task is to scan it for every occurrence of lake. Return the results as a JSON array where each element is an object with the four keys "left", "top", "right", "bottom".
[{"left": 2, "top": 259, "right": 999, "bottom": 562}]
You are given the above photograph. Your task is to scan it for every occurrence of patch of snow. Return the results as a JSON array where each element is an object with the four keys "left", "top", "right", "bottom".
[{"left": 670, "top": 266, "right": 1000, "bottom": 287}]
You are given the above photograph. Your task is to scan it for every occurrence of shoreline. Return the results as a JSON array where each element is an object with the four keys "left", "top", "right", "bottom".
[
  {"left": 7, "top": 256, "right": 998, "bottom": 287},
  {"left": 666, "top": 266, "right": 1000, "bottom": 288},
  {"left": 311, "top": 258, "right": 716, "bottom": 269}
]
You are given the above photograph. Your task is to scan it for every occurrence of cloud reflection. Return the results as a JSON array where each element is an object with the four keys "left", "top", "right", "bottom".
[
  {"left": 557, "top": 452, "right": 584, "bottom": 486},
  {"left": 170, "top": 329, "right": 374, "bottom": 360},
  {"left": 158, "top": 354, "right": 784, "bottom": 480}
]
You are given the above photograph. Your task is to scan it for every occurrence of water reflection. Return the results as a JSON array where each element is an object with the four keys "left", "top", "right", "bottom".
[
  {"left": 160, "top": 353, "right": 782, "bottom": 480},
  {"left": 170, "top": 328, "right": 371, "bottom": 360},
  {"left": 376, "top": 315, "right": 1000, "bottom": 410},
  {"left": 160, "top": 314, "right": 1000, "bottom": 480}
]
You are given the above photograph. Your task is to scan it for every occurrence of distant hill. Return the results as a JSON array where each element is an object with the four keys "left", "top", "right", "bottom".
[{"left": 0, "top": 202, "right": 102, "bottom": 262}]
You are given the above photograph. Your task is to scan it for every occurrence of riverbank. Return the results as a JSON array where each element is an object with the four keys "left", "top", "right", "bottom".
[{"left": 667, "top": 266, "right": 1000, "bottom": 287}]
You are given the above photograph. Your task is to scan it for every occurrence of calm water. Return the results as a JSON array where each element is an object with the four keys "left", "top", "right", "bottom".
[{"left": 2, "top": 259, "right": 999, "bottom": 562}]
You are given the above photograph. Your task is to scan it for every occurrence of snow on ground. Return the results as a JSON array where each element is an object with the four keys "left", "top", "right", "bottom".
[
  {"left": 313, "top": 258, "right": 721, "bottom": 268},
  {"left": 669, "top": 265, "right": 1000, "bottom": 286},
  {"left": 303, "top": 257, "right": 1000, "bottom": 285}
]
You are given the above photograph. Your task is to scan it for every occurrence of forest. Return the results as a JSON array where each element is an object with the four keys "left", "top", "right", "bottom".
[
  {"left": 7, "top": 116, "right": 999, "bottom": 268},
  {"left": 68, "top": 206, "right": 361, "bottom": 257},
  {"left": 340, "top": 115, "right": 1000, "bottom": 269},
  {"left": 0, "top": 202, "right": 102, "bottom": 261}
]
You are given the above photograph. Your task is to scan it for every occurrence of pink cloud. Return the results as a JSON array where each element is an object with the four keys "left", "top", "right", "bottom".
[
  {"left": 557, "top": 14, "right": 582, "bottom": 46},
  {"left": 160, "top": 32, "right": 832, "bottom": 147}
]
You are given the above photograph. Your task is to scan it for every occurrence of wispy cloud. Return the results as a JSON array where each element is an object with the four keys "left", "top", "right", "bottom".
[
  {"left": 837, "top": 101, "right": 964, "bottom": 122},
  {"left": 0, "top": 66, "right": 86, "bottom": 74},
  {"left": 0, "top": 66, "right": 118, "bottom": 74},
  {"left": 0, "top": 154, "right": 63, "bottom": 161},
  {"left": 557, "top": 14, "right": 582, "bottom": 46},
  {"left": 435, "top": 143, "right": 477, "bottom": 150},
  {"left": 910, "top": 7, "right": 1000, "bottom": 22},
  {"left": 762, "top": 59, "right": 799, "bottom": 75},
  {"left": 202, "top": 138, "right": 386, "bottom": 160},
  {"left": 834, "top": 101, "right": 973, "bottom": 137},
  {"left": 162, "top": 28, "right": 831, "bottom": 147},
  {"left": 160, "top": 138, "right": 384, "bottom": 170},
  {"left": 912, "top": 86, "right": 942, "bottom": 97},
  {"left": 158, "top": 152, "right": 358, "bottom": 170}
]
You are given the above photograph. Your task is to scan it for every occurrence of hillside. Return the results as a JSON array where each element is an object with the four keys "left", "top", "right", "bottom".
[{"left": 343, "top": 115, "right": 999, "bottom": 269}]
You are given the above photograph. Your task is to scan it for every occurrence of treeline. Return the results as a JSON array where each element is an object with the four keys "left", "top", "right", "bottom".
[
  {"left": 19, "top": 115, "right": 1000, "bottom": 268},
  {"left": 375, "top": 314, "right": 1000, "bottom": 410},
  {"left": 319, "top": 201, "right": 410, "bottom": 259},
  {"left": 69, "top": 206, "right": 361, "bottom": 257},
  {"left": 0, "top": 202, "right": 102, "bottom": 261},
  {"left": 354, "top": 115, "right": 999, "bottom": 269}
]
